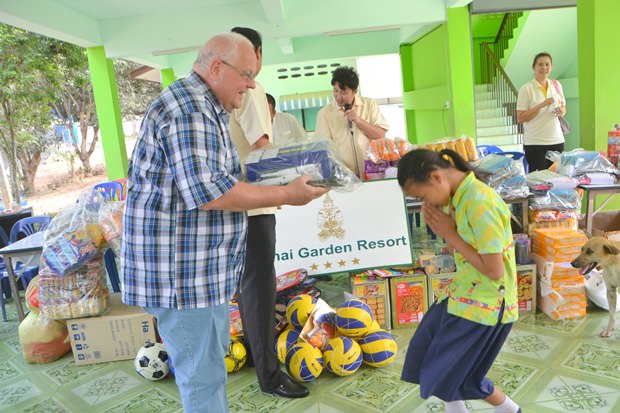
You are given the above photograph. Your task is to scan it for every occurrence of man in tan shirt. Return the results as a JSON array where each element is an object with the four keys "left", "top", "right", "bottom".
[
  {"left": 314, "top": 66, "right": 389, "bottom": 176},
  {"left": 228, "top": 27, "right": 309, "bottom": 399}
]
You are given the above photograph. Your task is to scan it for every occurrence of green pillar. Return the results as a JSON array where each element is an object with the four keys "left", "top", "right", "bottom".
[
  {"left": 446, "top": 6, "right": 476, "bottom": 139},
  {"left": 86, "top": 46, "right": 128, "bottom": 180},
  {"left": 577, "top": 0, "right": 620, "bottom": 152},
  {"left": 160, "top": 68, "right": 176, "bottom": 89},
  {"left": 399, "top": 44, "right": 417, "bottom": 144}
]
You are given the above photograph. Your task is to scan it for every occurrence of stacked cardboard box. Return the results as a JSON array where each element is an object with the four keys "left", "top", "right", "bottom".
[
  {"left": 426, "top": 272, "right": 455, "bottom": 306},
  {"left": 389, "top": 273, "right": 427, "bottom": 329},
  {"left": 516, "top": 264, "right": 537, "bottom": 314},
  {"left": 531, "top": 228, "right": 587, "bottom": 320},
  {"left": 349, "top": 273, "right": 391, "bottom": 330}
]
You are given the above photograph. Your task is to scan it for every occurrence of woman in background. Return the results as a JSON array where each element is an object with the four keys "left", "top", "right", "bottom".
[{"left": 516, "top": 52, "right": 566, "bottom": 171}]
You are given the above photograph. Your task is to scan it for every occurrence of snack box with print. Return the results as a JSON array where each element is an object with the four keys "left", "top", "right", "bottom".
[
  {"left": 516, "top": 264, "right": 537, "bottom": 314},
  {"left": 349, "top": 272, "right": 392, "bottom": 330},
  {"left": 66, "top": 293, "right": 157, "bottom": 366},
  {"left": 426, "top": 271, "right": 455, "bottom": 306},
  {"left": 389, "top": 273, "right": 427, "bottom": 329}
]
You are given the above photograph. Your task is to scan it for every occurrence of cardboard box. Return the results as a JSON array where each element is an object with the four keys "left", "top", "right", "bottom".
[
  {"left": 350, "top": 274, "right": 391, "bottom": 330},
  {"left": 589, "top": 210, "right": 620, "bottom": 242},
  {"left": 426, "top": 272, "right": 455, "bottom": 305},
  {"left": 516, "top": 264, "right": 536, "bottom": 314},
  {"left": 66, "top": 293, "right": 157, "bottom": 366},
  {"left": 390, "top": 274, "right": 427, "bottom": 329}
]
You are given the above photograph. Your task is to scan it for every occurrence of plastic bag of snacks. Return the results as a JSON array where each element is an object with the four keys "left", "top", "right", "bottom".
[
  {"left": 98, "top": 200, "right": 124, "bottom": 257},
  {"left": 41, "top": 189, "right": 107, "bottom": 276},
  {"left": 38, "top": 256, "right": 110, "bottom": 320},
  {"left": 18, "top": 276, "right": 72, "bottom": 363}
]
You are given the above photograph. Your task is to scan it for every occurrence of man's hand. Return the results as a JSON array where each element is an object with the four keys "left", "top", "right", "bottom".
[{"left": 284, "top": 175, "right": 329, "bottom": 205}]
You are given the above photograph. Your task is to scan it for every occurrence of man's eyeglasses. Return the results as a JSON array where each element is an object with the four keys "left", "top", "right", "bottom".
[{"left": 220, "top": 59, "right": 256, "bottom": 82}]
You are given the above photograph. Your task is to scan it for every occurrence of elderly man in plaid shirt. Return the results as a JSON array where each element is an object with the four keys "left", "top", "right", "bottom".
[{"left": 121, "top": 32, "right": 328, "bottom": 413}]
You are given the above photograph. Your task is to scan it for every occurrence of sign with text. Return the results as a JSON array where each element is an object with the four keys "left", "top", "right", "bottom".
[{"left": 275, "top": 179, "right": 412, "bottom": 276}]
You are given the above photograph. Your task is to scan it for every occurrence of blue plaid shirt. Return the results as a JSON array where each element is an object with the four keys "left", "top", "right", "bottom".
[{"left": 121, "top": 71, "right": 247, "bottom": 309}]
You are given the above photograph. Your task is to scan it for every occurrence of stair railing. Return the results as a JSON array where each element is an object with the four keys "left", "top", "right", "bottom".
[{"left": 480, "top": 42, "right": 523, "bottom": 144}]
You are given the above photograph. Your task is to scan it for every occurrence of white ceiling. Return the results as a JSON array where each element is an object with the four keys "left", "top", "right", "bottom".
[{"left": 0, "top": 0, "right": 455, "bottom": 75}]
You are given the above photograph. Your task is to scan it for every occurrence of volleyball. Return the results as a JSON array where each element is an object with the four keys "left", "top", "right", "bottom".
[
  {"left": 358, "top": 330, "right": 398, "bottom": 367},
  {"left": 335, "top": 299, "right": 374, "bottom": 337},
  {"left": 323, "top": 336, "right": 363, "bottom": 376},
  {"left": 286, "top": 294, "right": 317, "bottom": 329},
  {"left": 276, "top": 328, "right": 301, "bottom": 364},
  {"left": 285, "top": 342, "right": 324, "bottom": 382},
  {"left": 224, "top": 339, "right": 247, "bottom": 373},
  {"left": 366, "top": 320, "right": 382, "bottom": 334}
]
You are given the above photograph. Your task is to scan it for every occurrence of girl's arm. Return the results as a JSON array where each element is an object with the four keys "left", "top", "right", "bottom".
[{"left": 422, "top": 204, "right": 504, "bottom": 280}]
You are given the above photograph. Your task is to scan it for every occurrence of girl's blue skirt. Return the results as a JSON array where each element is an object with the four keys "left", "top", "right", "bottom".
[{"left": 401, "top": 298, "right": 513, "bottom": 401}]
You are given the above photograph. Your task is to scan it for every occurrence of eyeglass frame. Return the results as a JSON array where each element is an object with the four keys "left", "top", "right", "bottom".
[{"left": 220, "top": 59, "right": 256, "bottom": 82}]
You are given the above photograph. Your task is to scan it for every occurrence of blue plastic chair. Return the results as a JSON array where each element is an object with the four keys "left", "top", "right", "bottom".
[
  {"left": 94, "top": 181, "right": 125, "bottom": 202},
  {"left": 8, "top": 216, "right": 52, "bottom": 295},
  {"left": 105, "top": 249, "right": 121, "bottom": 293},
  {"left": 497, "top": 151, "right": 529, "bottom": 173},
  {"left": 476, "top": 145, "right": 502, "bottom": 158},
  {"left": 0, "top": 226, "right": 12, "bottom": 321}
]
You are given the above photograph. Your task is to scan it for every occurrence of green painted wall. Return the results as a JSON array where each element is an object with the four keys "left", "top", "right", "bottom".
[
  {"left": 446, "top": 6, "right": 476, "bottom": 139},
  {"left": 160, "top": 68, "right": 176, "bottom": 89},
  {"left": 401, "top": 25, "right": 450, "bottom": 144}
]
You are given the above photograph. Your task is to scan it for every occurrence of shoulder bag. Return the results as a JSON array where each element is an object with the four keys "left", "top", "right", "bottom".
[{"left": 552, "top": 79, "right": 571, "bottom": 135}]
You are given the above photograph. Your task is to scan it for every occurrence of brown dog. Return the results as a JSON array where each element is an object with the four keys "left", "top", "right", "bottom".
[{"left": 571, "top": 236, "right": 620, "bottom": 338}]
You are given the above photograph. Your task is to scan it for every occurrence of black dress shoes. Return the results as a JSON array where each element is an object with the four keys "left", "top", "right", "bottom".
[{"left": 265, "top": 374, "right": 309, "bottom": 398}]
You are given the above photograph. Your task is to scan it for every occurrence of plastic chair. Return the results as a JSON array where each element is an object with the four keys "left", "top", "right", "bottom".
[
  {"left": 476, "top": 145, "right": 503, "bottom": 158},
  {"left": 10, "top": 216, "right": 52, "bottom": 243},
  {"left": 0, "top": 226, "right": 12, "bottom": 321},
  {"left": 8, "top": 216, "right": 52, "bottom": 293},
  {"left": 93, "top": 181, "right": 125, "bottom": 202},
  {"left": 105, "top": 249, "right": 121, "bottom": 293},
  {"left": 497, "top": 151, "right": 529, "bottom": 173}
]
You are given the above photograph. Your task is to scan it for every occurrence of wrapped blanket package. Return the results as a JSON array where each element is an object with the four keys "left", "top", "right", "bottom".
[{"left": 245, "top": 139, "right": 360, "bottom": 190}]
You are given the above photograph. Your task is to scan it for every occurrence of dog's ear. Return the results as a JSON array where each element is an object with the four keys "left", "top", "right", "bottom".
[{"left": 603, "top": 240, "right": 620, "bottom": 256}]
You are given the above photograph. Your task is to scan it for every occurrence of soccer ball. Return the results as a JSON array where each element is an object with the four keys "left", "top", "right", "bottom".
[
  {"left": 335, "top": 299, "right": 374, "bottom": 337},
  {"left": 286, "top": 294, "right": 317, "bottom": 329},
  {"left": 134, "top": 342, "right": 170, "bottom": 381},
  {"left": 225, "top": 339, "right": 247, "bottom": 373}
]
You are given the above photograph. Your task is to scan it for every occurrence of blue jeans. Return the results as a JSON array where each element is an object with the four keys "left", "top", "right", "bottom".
[{"left": 145, "top": 303, "right": 230, "bottom": 413}]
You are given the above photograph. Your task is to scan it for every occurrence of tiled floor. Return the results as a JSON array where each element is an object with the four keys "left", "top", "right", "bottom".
[{"left": 1, "top": 273, "right": 620, "bottom": 413}]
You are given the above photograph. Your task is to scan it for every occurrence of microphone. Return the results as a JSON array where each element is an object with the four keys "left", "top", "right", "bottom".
[{"left": 343, "top": 103, "right": 352, "bottom": 129}]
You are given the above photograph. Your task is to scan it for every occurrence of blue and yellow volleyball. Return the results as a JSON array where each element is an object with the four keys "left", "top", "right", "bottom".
[
  {"left": 366, "top": 320, "right": 382, "bottom": 334},
  {"left": 358, "top": 330, "right": 398, "bottom": 367},
  {"left": 285, "top": 342, "right": 324, "bottom": 382},
  {"left": 335, "top": 299, "right": 374, "bottom": 337},
  {"left": 286, "top": 294, "right": 317, "bottom": 329},
  {"left": 324, "top": 336, "right": 363, "bottom": 376},
  {"left": 275, "top": 328, "right": 301, "bottom": 364}
]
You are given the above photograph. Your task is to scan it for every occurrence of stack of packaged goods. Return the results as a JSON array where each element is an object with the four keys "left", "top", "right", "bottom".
[
  {"left": 526, "top": 170, "right": 581, "bottom": 234},
  {"left": 473, "top": 154, "right": 530, "bottom": 200},
  {"left": 38, "top": 189, "right": 113, "bottom": 321},
  {"left": 549, "top": 148, "right": 619, "bottom": 185},
  {"left": 420, "top": 136, "right": 478, "bottom": 162},
  {"left": 531, "top": 228, "right": 587, "bottom": 320}
]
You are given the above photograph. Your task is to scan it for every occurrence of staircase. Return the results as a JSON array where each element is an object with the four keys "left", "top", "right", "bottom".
[{"left": 475, "top": 84, "right": 522, "bottom": 152}]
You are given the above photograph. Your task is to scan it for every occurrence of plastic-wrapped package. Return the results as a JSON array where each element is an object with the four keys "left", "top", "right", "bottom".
[
  {"left": 529, "top": 188, "right": 582, "bottom": 210},
  {"left": 98, "top": 200, "right": 124, "bottom": 256},
  {"left": 526, "top": 169, "right": 578, "bottom": 192},
  {"left": 18, "top": 276, "right": 72, "bottom": 363},
  {"left": 245, "top": 139, "right": 361, "bottom": 191},
  {"left": 38, "top": 255, "right": 110, "bottom": 320},
  {"left": 41, "top": 189, "right": 107, "bottom": 276},
  {"left": 367, "top": 138, "right": 400, "bottom": 163},
  {"left": 547, "top": 149, "right": 620, "bottom": 178},
  {"left": 472, "top": 154, "right": 529, "bottom": 199}
]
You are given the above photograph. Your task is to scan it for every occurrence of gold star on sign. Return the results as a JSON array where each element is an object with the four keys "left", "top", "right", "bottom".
[
  {"left": 352, "top": 257, "right": 360, "bottom": 265},
  {"left": 324, "top": 262, "right": 332, "bottom": 269},
  {"left": 310, "top": 264, "right": 319, "bottom": 271},
  {"left": 338, "top": 260, "right": 346, "bottom": 267}
]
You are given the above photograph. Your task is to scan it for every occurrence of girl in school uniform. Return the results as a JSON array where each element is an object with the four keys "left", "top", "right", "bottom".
[{"left": 398, "top": 149, "right": 521, "bottom": 413}]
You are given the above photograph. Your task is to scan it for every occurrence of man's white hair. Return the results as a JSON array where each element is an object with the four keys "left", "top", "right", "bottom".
[{"left": 194, "top": 32, "right": 253, "bottom": 68}]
